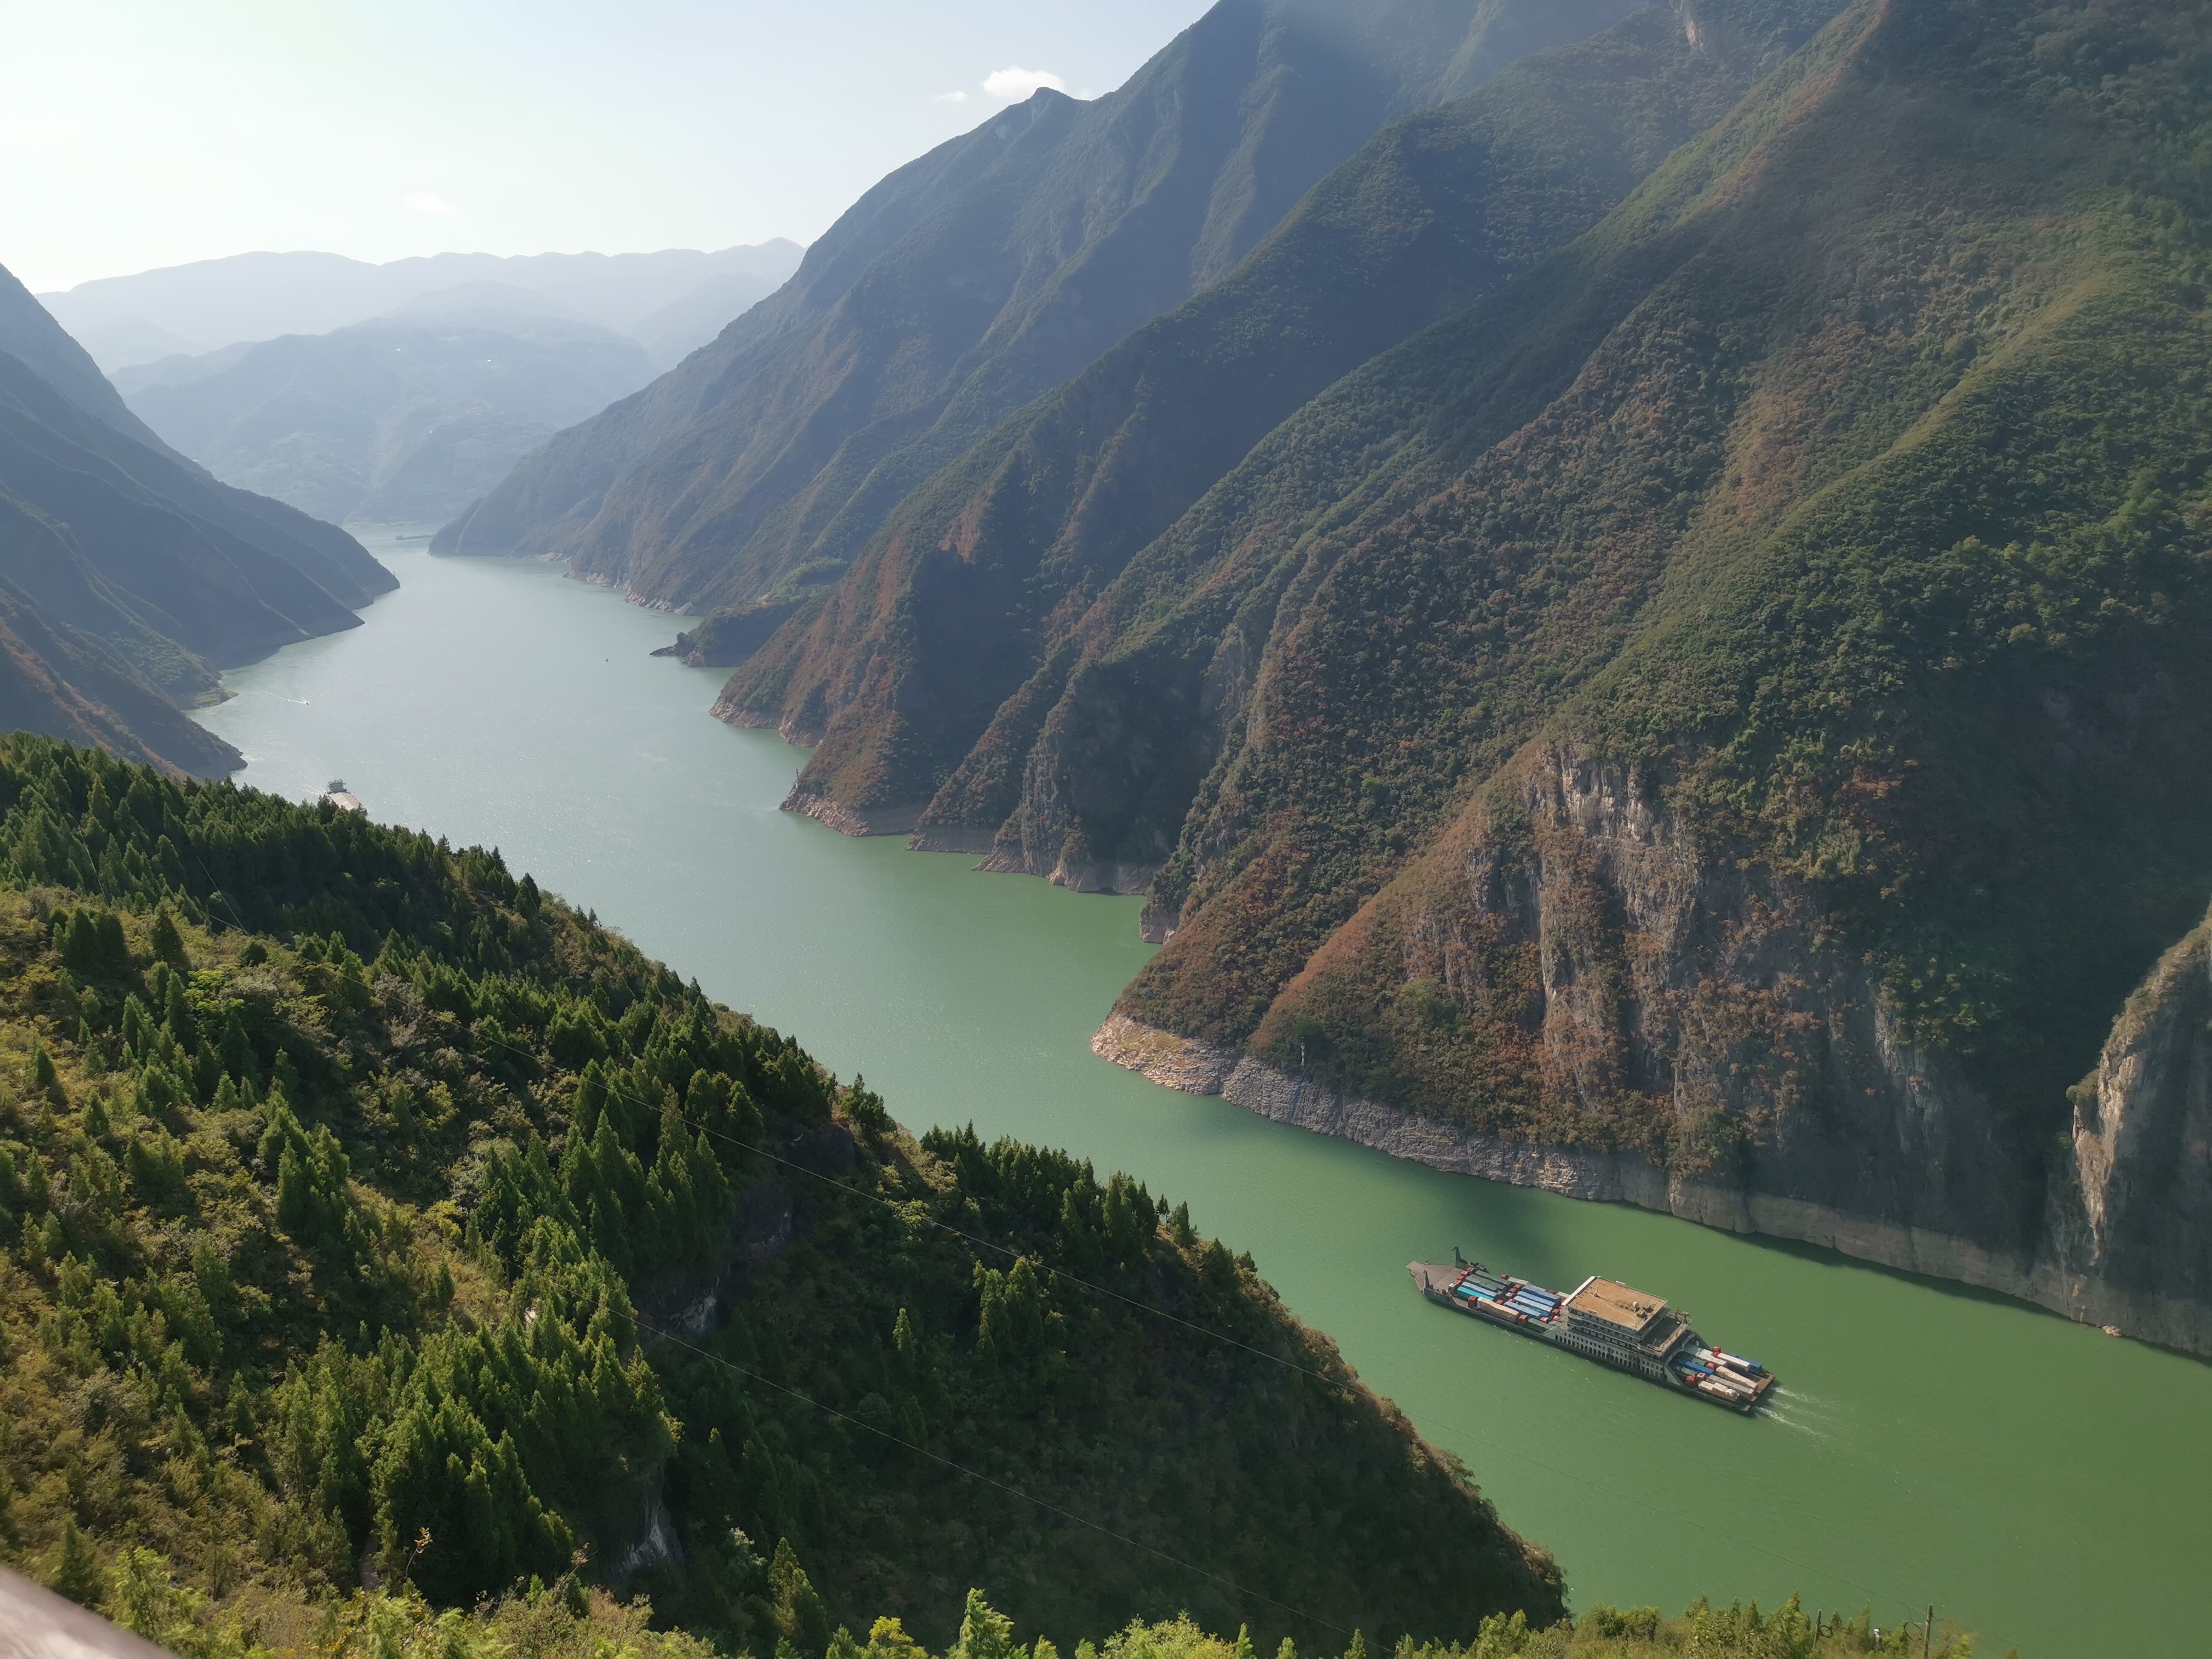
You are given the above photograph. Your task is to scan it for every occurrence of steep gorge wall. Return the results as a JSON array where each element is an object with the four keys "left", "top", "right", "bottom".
[
  {"left": 2056, "top": 906, "right": 2212, "bottom": 1346},
  {"left": 1098, "top": 751, "right": 2212, "bottom": 1355}
]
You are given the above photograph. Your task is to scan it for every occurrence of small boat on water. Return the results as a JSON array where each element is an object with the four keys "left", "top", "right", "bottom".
[
  {"left": 321, "top": 779, "right": 366, "bottom": 814},
  {"left": 1408, "top": 1250, "right": 1776, "bottom": 1412}
]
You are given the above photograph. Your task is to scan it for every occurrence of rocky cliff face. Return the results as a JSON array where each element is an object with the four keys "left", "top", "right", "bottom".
[
  {"left": 1099, "top": 750, "right": 2212, "bottom": 1355},
  {"left": 2048, "top": 906, "right": 2212, "bottom": 1349},
  {"left": 1269, "top": 745, "right": 2051, "bottom": 1256},
  {"left": 1047, "top": 0, "right": 2212, "bottom": 1355}
]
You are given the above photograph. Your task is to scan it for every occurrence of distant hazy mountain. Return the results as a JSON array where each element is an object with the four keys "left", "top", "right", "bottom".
[
  {"left": 42, "top": 242, "right": 803, "bottom": 371},
  {"left": 0, "top": 260, "right": 394, "bottom": 774},
  {"left": 68, "top": 315, "right": 204, "bottom": 374},
  {"left": 431, "top": 0, "right": 1646, "bottom": 598},
  {"left": 384, "top": 280, "right": 590, "bottom": 323},
  {"left": 122, "top": 307, "right": 659, "bottom": 528},
  {"left": 627, "top": 269, "right": 780, "bottom": 369}
]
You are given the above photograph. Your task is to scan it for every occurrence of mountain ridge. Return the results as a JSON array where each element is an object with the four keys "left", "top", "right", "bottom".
[
  {"left": 42, "top": 242, "right": 805, "bottom": 370},
  {"left": 122, "top": 316, "right": 660, "bottom": 528},
  {"left": 0, "top": 260, "right": 394, "bottom": 773},
  {"left": 433, "top": 0, "right": 1651, "bottom": 609},
  {"left": 1085, "top": 0, "right": 2212, "bottom": 1347},
  {"left": 715, "top": 0, "right": 1844, "bottom": 845}
]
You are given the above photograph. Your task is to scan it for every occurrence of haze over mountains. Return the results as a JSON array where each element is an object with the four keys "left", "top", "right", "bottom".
[
  {"left": 42, "top": 242, "right": 805, "bottom": 372},
  {"left": 118, "top": 303, "right": 660, "bottom": 528},
  {"left": 0, "top": 260, "right": 392, "bottom": 776},
  {"left": 44, "top": 246, "right": 805, "bottom": 528}
]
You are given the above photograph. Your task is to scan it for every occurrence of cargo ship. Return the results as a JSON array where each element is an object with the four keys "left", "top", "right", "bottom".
[{"left": 1407, "top": 1251, "right": 1776, "bottom": 1412}]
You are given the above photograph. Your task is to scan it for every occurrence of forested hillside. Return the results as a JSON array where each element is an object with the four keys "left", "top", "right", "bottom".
[
  {"left": 431, "top": 0, "right": 1646, "bottom": 609},
  {"left": 720, "top": 0, "right": 1843, "bottom": 840},
  {"left": 84, "top": 1567, "right": 1968, "bottom": 1659},
  {"left": 0, "top": 735, "right": 1562, "bottom": 1653}
]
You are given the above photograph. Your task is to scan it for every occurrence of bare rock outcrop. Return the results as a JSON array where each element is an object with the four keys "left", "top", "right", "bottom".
[
  {"left": 1101, "top": 747, "right": 2212, "bottom": 1355},
  {"left": 2041, "top": 905, "right": 2212, "bottom": 1350},
  {"left": 780, "top": 788, "right": 925, "bottom": 838}
]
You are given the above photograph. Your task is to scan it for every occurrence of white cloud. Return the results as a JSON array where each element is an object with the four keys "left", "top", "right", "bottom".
[
  {"left": 982, "top": 65, "right": 1065, "bottom": 100},
  {"left": 403, "top": 191, "right": 459, "bottom": 215},
  {"left": 934, "top": 89, "right": 970, "bottom": 104}
]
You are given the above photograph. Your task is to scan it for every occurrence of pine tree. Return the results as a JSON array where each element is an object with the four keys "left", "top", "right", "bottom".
[
  {"left": 769, "top": 1538, "right": 831, "bottom": 1659},
  {"left": 951, "top": 1589, "right": 1017, "bottom": 1659},
  {"left": 47, "top": 1515, "right": 101, "bottom": 1606},
  {"left": 150, "top": 907, "right": 187, "bottom": 968},
  {"left": 163, "top": 974, "right": 193, "bottom": 1046},
  {"left": 893, "top": 1307, "right": 920, "bottom": 1376}
]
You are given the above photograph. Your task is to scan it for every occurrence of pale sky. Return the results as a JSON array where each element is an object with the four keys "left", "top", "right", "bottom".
[{"left": 2, "top": 0, "right": 1216, "bottom": 294}]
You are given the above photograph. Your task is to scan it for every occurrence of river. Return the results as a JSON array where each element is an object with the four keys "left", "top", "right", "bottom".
[{"left": 198, "top": 532, "right": 2210, "bottom": 1658}]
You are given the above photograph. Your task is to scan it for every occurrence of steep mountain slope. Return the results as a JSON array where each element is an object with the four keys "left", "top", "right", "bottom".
[
  {"left": 720, "top": 0, "right": 1843, "bottom": 837},
  {"left": 0, "top": 272, "right": 172, "bottom": 452},
  {"left": 42, "top": 243, "right": 805, "bottom": 371},
  {"left": 0, "top": 734, "right": 1560, "bottom": 1650},
  {"left": 631, "top": 269, "right": 784, "bottom": 369},
  {"left": 0, "top": 498, "right": 242, "bottom": 776},
  {"left": 1036, "top": 0, "right": 2212, "bottom": 1347},
  {"left": 432, "top": 0, "right": 1649, "bottom": 605},
  {"left": 2056, "top": 901, "right": 2212, "bottom": 1350},
  {"left": 124, "top": 314, "right": 658, "bottom": 526},
  {"left": 0, "top": 261, "right": 390, "bottom": 620},
  {"left": 0, "top": 354, "right": 381, "bottom": 670},
  {"left": 0, "top": 261, "right": 395, "bottom": 774}
]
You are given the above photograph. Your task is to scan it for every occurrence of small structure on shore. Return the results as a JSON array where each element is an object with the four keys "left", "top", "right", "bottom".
[{"left": 321, "top": 779, "right": 366, "bottom": 814}]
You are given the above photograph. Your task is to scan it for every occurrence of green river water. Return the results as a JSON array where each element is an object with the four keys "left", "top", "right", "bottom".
[{"left": 197, "top": 534, "right": 2210, "bottom": 1658}]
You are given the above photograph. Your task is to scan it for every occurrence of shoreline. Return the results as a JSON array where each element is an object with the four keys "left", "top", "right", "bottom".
[{"left": 1091, "top": 1013, "right": 2212, "bottom": 1357}]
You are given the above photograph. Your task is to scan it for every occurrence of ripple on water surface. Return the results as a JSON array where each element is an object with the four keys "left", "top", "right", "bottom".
[{"left": 198, "top": 534, "right": 2212, "bottom": 1659}]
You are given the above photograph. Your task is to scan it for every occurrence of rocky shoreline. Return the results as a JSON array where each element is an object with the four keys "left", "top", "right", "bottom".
[
  {"left": 1090, "top": 1012, "right": 2212, "bottom": 1356},
  {"left": 779, "top": 788, "right": 925, "bottom": 837}
]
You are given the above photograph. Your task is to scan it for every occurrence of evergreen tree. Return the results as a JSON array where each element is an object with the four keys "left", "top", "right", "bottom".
[
  {"left": 893, "top": 1307, "right": 921, "bottom": 1376},
  {"left": 47, "top": 1515, "right": 101, "bottom": 1606},
  {"left": 771, "top": 1538, "right": 832, "bottom": 1659},
  {"left": 951, "top": 1589, "right": 1018, "bottom": 1659},
  {"left": 150, "top": 907, "right": 187, "bottom": 968}
]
